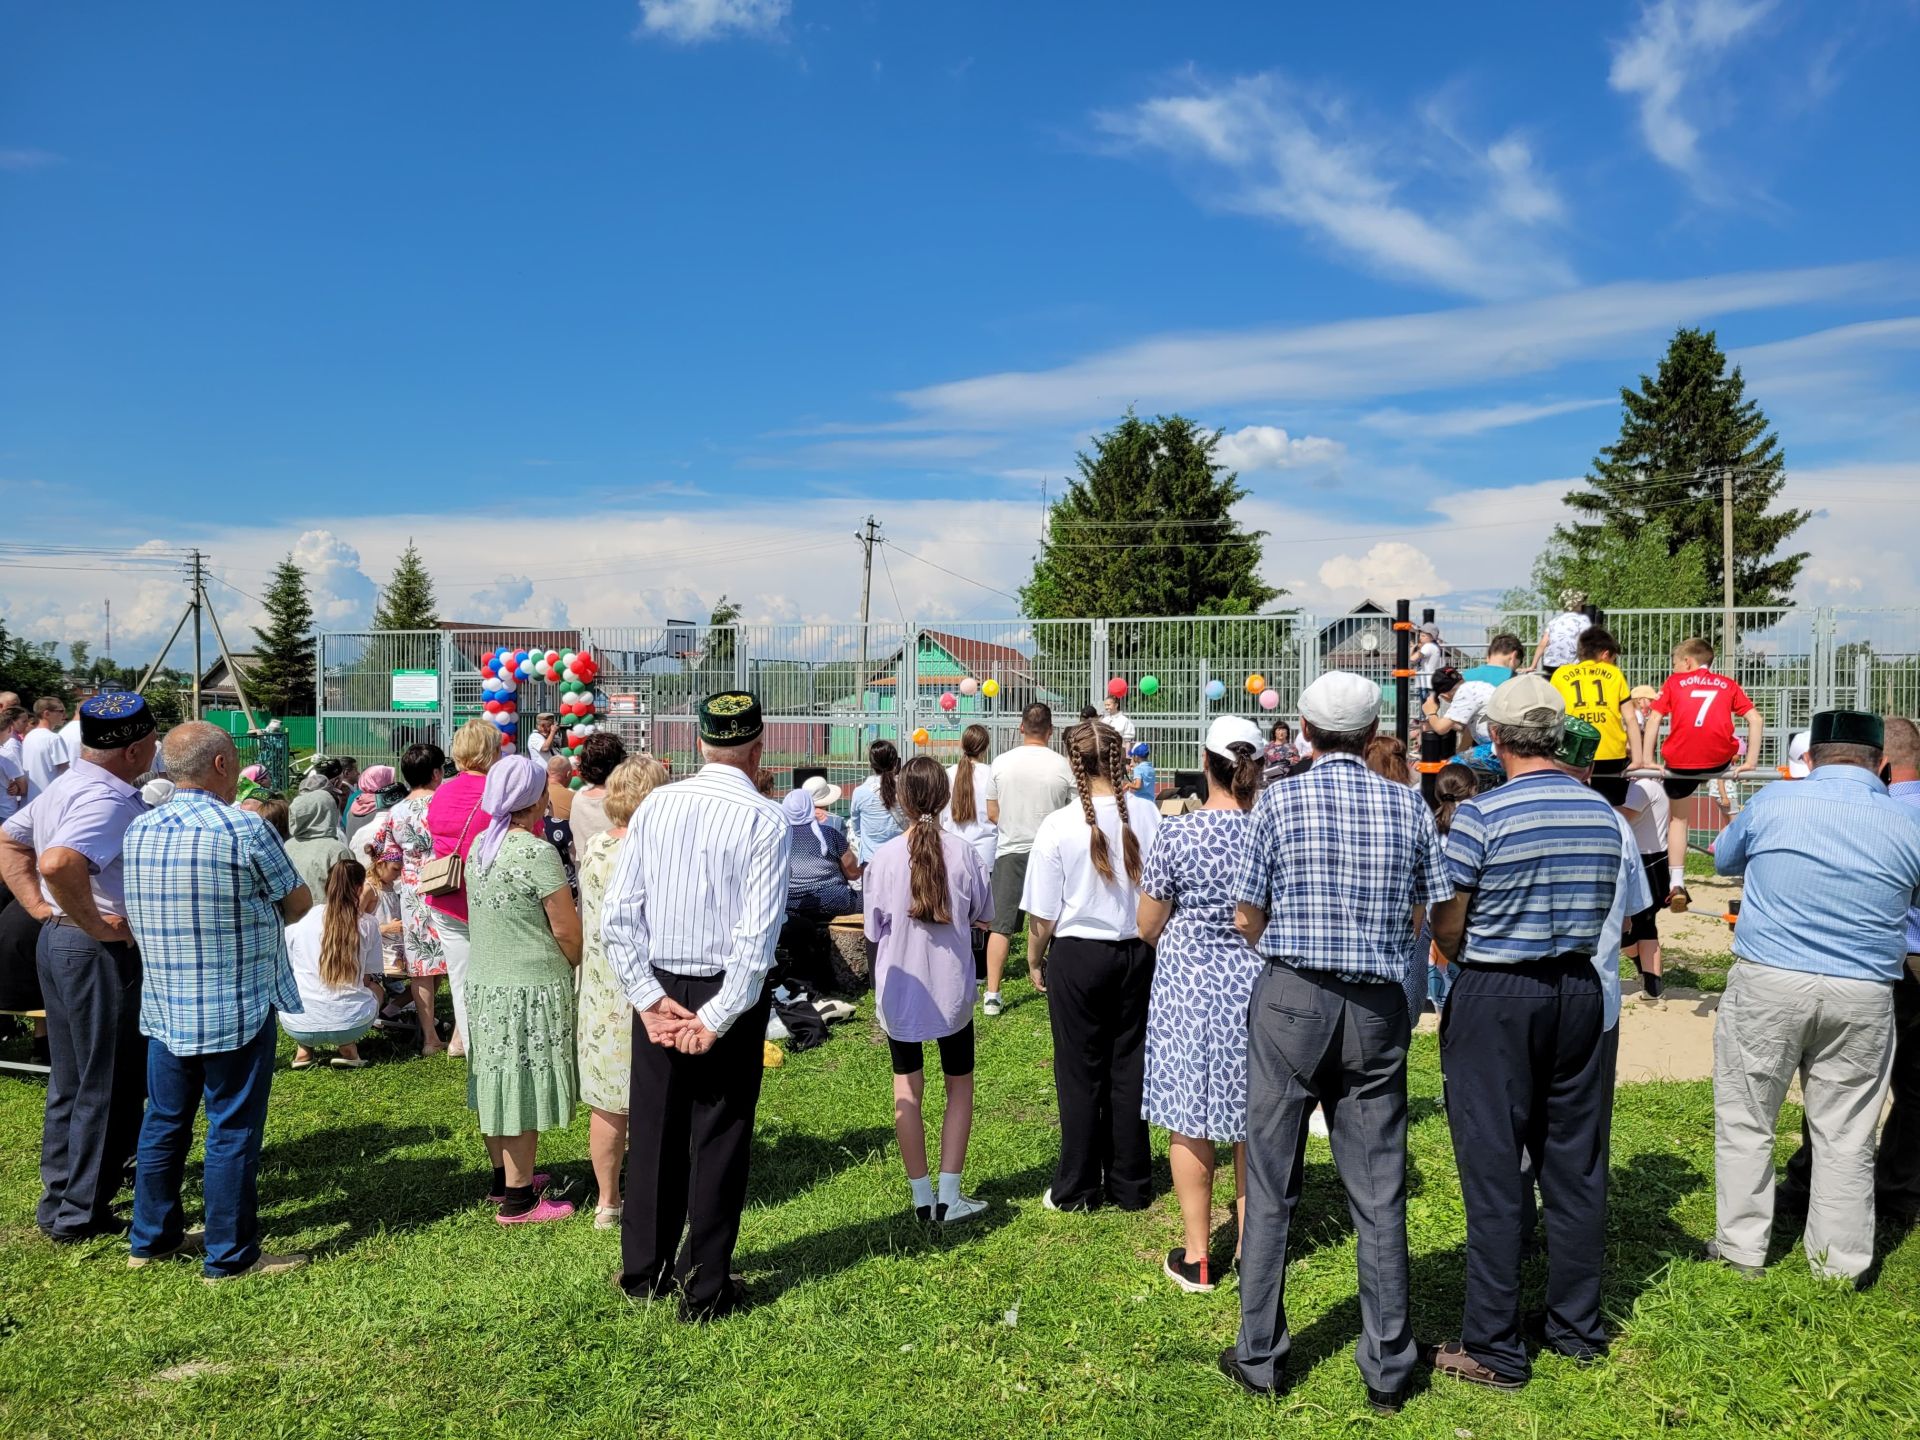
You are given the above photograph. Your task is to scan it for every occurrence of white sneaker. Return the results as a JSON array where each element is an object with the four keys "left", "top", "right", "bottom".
[
  {"left": 982, "top": 994, "right": 1004, "bottom": 1017},
  {"left": 1041, "top": 1187, "right": 1060, "bottom": 1211},
  {"left": 812, "top": 998, "right": 856, "bottom": 1024},
  {"left": 1308, "top": 1108, "right": 1329, "bottom": 1139},
  {"left": 937, "top": 1193, "right": 988, "bottom": 1225}
]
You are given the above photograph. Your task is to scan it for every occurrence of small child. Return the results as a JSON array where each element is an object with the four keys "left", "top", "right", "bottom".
[
  {"left": 1427, "top": 764, "right": 1478, "bottom": 1015},
  {"left": 1126, "top": 742, "right": 1157, "bottom": 799},
  {"left": 364, "top": 843, "right": 412, "bottom": 1025},
  {"left": 1618, "top": 778, "right": 1670, "bottom": 1001},
  {"left": 1639, "top": 637, "right": 1762, "bottom": 912},
  {"left": 1414, "top": 624, "right": 1441, "bottom": 700}
]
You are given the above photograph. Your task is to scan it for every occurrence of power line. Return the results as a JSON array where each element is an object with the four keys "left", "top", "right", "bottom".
[{"left": 880, "top": 540, "right": 1023, "bottom": 601}]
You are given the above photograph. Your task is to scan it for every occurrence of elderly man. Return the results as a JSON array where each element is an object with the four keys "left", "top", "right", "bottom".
[
  {"left": 21, "top": 696, "right": 71, "bottom": 802},
  {"left": 0, "top": 693, "right": 158, "bottom": 1243},
  {"left": 1429, "top": 675, "right": 1630, "bottom": 1388},
  {"left": 1709, "top": 710, "right": 1920, "bottom": 1282},
  {"left": 602, "top": 692, "right": 791, "bottom": 1322},
  {"left": 123, "top": 722, "right": 312, "bottom": 1281},
  {"left": 528, "top": 713, "right": 559, "bottom": 761},
  {"left": 1225, "top": 672, "right": 1452, "bottom": 1414}
]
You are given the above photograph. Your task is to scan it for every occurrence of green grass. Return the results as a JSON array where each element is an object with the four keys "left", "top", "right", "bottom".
[
  {"left": 3, "top": 986, "right": 1918, "bottom": 1439},
  {"left": 1618, "top": 947, "right": 1733, "bottom": 994}
]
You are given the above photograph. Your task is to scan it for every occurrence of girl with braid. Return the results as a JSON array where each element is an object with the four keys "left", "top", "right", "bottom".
[
  {"left": 865, "top": 757, "right": 995, "bottom": 1224},
  {"left": 1022, "top": 720, "right": 1163, "bottom": 1211}
]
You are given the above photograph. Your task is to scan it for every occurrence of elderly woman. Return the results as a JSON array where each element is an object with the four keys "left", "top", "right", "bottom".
[
  {"left": 783, "top": 788, "right": 861, "bottom": 919},
  {"left": 575, "top": 755, "right": 669, "bottom": 1228},
  {"left": 426, "top": 719, "right": 500, "bottom": 1058},
  {"left": 464, "top": 752, "right": 581, "bottom": 1224},
  {"left": 566, "top": 732, "right": 629, "bottom": 855},
  {"left": 285, "top": 788, "right": 352, "bottom": 899},
  {"left": 344, "top": 764, "right": 397, "bottom": 850}
]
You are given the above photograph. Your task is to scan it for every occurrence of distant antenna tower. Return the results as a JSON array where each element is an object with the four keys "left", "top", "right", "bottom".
[{"left": 105, "top": 598, "right": 112, "bottom": 658}]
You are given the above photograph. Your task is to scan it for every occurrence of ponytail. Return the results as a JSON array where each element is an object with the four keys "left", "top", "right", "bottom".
[
  {"left": 1205, "top": 741, "right": 1262, "bottom": 808},
  {"left": 899, "top": 757, "right": 952, "bottom": 924},
  {"left": 950, "top": 724, "right": 989, "bottom": 827},
  {"left": 318, "top": 857, "right": 368, "bottom": 990},
  {"left": 870, "top": 739, "right": 901, "bottom": 815},
  {"left": 1432, "top": 764, "right": 1477, "bottom": 835}
]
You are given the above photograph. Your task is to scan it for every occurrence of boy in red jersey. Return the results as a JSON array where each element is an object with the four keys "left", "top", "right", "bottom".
[{"left": 1638, "top": 637, "right": 1763, "bottom": 912}]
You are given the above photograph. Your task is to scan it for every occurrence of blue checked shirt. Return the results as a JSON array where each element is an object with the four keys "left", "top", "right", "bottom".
[
  {"left": 1231, "top": 752, "right": 1453, "bottom": 983},
  {"left": 125, "top": 787, "right": 307, "bottom": 1056}
]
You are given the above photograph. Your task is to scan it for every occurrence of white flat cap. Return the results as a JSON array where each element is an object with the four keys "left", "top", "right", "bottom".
[{"left": 1298, "top": 671, "right": 1381, "bottom": 732}]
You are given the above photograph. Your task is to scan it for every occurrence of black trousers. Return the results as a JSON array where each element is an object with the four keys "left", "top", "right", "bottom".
[
  {"left": 1783, "top": 955, "right": 1920, "bottom": 1216},
  {"left": 36, "top": 923, "right": 147, "bottom": 1239},
  {"left": 620, "top": 968, "right": 773, "bottom": 1318},
  {"left": 1046, "top": 935, "right": 1154, "bottom": 1210},
  {"left": 1442, "top": 955, "right": 1609, "bottom": 1381}
]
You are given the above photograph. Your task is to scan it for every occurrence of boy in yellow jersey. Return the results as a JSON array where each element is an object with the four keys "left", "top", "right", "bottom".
[{"left": 1550, "top": 627, "right": 1638, "bottom": 804}]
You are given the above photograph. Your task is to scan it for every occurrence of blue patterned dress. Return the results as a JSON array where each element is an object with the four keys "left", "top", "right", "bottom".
[{"left": 1141, "top": 809, "right": 1262, "bottom": 1141}]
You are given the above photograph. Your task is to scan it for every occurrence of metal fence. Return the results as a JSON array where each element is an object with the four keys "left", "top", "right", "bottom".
[{"left": 316, "top": 607, "right": 1920, "bottom": 802}]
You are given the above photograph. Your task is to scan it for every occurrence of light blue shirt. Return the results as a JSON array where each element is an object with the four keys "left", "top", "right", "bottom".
[
  {"left": 1894, "top": 781, "right": 1920, "bottom": 956},
  {"left": 1716, "top": 764, "right": 1920, "bottom": 985},
  {"left": 848, "top": 775, "right": 906, "bottom": 863}
]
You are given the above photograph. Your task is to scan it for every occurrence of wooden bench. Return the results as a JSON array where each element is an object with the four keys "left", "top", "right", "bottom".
[{"left": 0, "top": 1008, "right": 50, "bottom": 1077}]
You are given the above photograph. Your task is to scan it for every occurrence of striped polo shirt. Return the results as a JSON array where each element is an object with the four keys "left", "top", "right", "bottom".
[{"left": 1444, "top": 769, "right": 1624, "bottom": 965}]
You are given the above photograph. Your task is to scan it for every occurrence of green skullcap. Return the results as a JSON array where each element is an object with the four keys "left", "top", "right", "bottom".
[
  {"left": 1554, "top": 715, "right": 1602, "bottom": 770},
  {"left": 699, "top": 691, "right": 765, "bottom": 746}
]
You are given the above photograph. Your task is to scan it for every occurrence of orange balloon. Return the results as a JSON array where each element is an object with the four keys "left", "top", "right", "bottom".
[
  {"left": 912, "top": 728, "right": 931, "bottom": 745},
  {"left": 1244, "top": 674, "right": 1266, "bottom": 695}
]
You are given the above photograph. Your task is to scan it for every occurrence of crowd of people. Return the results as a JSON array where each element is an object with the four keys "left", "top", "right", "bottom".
[{"left": 2, "top": 636, "right": 1918, "bottom": 1411}]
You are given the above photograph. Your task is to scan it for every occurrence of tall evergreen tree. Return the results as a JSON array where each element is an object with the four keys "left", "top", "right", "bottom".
[
  {"left": 249, "top": 554, "right": 317, "bottom": 715},
  {"left": 1021, "top": 412, "right": 1281, "bottom": 618},
  {"left": 373, "top": 539, "right": 439, "bottom": 630},
  {"left": 1555, "top": 327, "right": 1808, "bottom": 608}
]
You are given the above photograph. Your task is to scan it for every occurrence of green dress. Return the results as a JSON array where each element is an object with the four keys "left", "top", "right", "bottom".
[{"left": 464, "top": 828, "right": 579, "bottom": 1136}]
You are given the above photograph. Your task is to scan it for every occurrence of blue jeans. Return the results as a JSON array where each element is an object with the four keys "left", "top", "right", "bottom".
[{"left": 131, "top": 1013, "right": 278, "bottom": 1276}]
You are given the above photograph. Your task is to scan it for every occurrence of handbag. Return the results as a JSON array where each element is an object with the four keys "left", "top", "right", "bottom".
[{"left": 417, "top": 799, "right": 482, "bottom": 898}]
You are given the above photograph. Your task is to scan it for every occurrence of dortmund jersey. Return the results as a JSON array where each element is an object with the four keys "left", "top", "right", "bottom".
[{"left": 1552, "top": 660, "right": 1632, "bottom": 761}]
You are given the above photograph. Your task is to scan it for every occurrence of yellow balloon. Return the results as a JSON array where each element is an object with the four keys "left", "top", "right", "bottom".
[
  {"left": 981, "top": 678, "right": 1001, "bottom": 698},
  {"left": 1245, "top": 674, "right": 1266, "bottom": 695},
  {"left": 912, "top": 728, "right": 931, "bottom": 745}
]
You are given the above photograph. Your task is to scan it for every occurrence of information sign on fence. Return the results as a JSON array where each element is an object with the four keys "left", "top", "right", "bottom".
[{"left": 390, "top": 669, "right": 440, "bottom": 712}]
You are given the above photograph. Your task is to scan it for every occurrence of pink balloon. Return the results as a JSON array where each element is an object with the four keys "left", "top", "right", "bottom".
[
  {"left": 939, "top": 692, "right": 958, "bottom": 711},
  {"left": 1258, "top": 689, "right": 1280, "bottom": 711}
]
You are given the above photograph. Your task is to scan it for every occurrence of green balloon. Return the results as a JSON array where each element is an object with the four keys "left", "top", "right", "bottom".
[
  {"left": 568, "top": 776, "right": 585, "bottom": 790},
  {"left": 560, "top": 713, "right": 577, "bottom": 727},
  {"left": 1139, "top": 675, "right": 1160, "bottom": 696}
]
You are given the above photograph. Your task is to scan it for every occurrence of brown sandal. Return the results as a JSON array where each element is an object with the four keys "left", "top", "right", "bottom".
[
  {"left": 1428, "top": 1341, "right": 1525, "bottom": 1390},
  {"left": 1666, "top": 885, "right": 1692, "bottom": 914}
]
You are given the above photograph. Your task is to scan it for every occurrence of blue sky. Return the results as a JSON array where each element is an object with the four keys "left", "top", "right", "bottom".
[{"left": 4, "top": 0, "right": 1919, "bottom": 662}]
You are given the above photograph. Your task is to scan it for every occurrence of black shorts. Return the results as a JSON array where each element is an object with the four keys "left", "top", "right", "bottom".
[
  {"left": 989, "top": 852, "right": 1030, "bottom": 937},
  {"left": 1625, "top": 853, "right": 1670, "bottom": 945},
  {"left": 1590, "top": 755, "right": 1630, "bottom": 806},
  {"left": 1662, "top": 763, "right": 1726, "bottom": 801},
  {"left": 888, "top": 1023, "right": 976, "bottom": 1078}
]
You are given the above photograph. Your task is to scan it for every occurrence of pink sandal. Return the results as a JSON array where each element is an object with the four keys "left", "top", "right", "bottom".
[{"left": 495, "top": 1196, "right": 575, "bottom": 1226}]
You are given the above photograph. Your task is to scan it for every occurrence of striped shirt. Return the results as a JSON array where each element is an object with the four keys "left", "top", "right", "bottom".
[
  {"left": 1231, "top": 752, "right": 1453, "bottom": 983},
  {"left": 600, "top": 763, "right": 793, "bottom": 1037},
  {"left": 1444, "top": 769, "right": 1625, "bottom": 965},
  {"left": 124, "top": 788, "right": 307, "bottom": 1055}
]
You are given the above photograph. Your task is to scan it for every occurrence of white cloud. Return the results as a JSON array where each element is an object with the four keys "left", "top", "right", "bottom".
[
  {"left": 895, "top": 263, "right": 1899, "bottom": 428},
  {"left": 1609, "top": 0, "right": 1777, "bottom": 195},
  {"left": 1095, "top": 71, "right": 1570, "bottom": 298},
  {"left": 634, "top": 0, "right": 788, "bottom": 44},
  {"left": 1734, "top": 315, "right": 1920, "bottom": 391},
  {"left": 1213, "top": 425, "right": 1344, "bottom": 472},
  {"left": 288, "top": 529, "right": 380, "bottom": 631},
  {"left": 0, "top": 147, "right": 63, "bottom": 172},
  {"left": 1362, "top": 398, "right": 1614, "bottom": 440},
  {"left": 1314, "top": 541, "right": 1447, "bottom": 603}
]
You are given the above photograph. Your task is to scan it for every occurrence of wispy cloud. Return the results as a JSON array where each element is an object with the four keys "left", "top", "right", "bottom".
[
  {"left": 1214, "top": 425, "right": 1344, "bottom": 472},
  {"left": 1608, "top": 0, "right": 1777, "bottom": 197},
  {"left": 1361, "top": 398, "right": 1614, "bottom": 440},
  {"left": 0, "top": 147, "right": 64, "bottom": 172},
  {"left": 1094, "top": 70, "right": 1571, "bottom": 299},
  {"left": 633, "top": 0, "right": 788, "bottom": 45}
]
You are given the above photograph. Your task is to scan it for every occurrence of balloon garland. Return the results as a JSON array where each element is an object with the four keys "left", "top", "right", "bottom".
[{"left": 477, "top": 645, "right": 601, "bottom": 764}]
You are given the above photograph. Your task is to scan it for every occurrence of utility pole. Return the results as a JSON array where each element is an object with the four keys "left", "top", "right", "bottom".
[
  {"left": 191, "top": 548, "right": 205, "bottom": 719},
  {"left": 856, "top": 516, "right": 878, "bottom": 725},
  {"left": 1720, "top": 466, "right": 1736, "bottom": 669},
  {"left": 104, "top": 598, "right": 111, "bottom": 663}
]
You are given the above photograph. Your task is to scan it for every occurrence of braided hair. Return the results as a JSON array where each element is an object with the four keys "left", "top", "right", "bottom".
[
  {"left": 869, "top": 739, "right": 901, "bottom": 814},
  {"left": 1063, "top": 720, "right": 1142, "bottom": 885},
  {"left": 950, "top": 724, "right": 990, "bottom": 827},
  {"left": 899, "top": 756, "right": 953, "bottom": 924}
]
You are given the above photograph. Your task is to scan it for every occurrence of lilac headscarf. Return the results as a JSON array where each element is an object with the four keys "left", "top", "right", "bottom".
[
  {"left": 469, "top": 753, "right": 548, "bottom": 875},
  {"left": 782, "top": 788, "right": 829, "bottom": 856}
]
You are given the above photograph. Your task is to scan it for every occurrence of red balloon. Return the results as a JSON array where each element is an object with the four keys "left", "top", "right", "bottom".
[
  {"left": 484, "top": 699, "right": 501, "bottom": 714},
  {"left": 1107, "top": 677, "right": 1128, "bottom": 698}
]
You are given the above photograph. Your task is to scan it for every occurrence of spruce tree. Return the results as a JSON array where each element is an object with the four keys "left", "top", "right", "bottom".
[
  {"left": 373, "top": 539, "right": 439, "bottom": 630},
  {"left": 250, "top": 554, "right": 317, "bottom": 715},
  {"left": 1555, "top": 328, "right": 1808, "bottom": 608},
  {"left": 1021, "top": 412, "right": 1281, "bottom": 619}
]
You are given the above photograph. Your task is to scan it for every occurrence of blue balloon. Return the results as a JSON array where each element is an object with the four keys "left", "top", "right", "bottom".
[
  {"left": 1205, "top": 679, "right": 1227, "bottom": 702},
  {"left": 515, "top": 650, "right": 529, "bottom": 663}
]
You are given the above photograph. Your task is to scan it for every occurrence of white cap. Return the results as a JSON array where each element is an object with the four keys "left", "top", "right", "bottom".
[
  {"left": 1786, "top": 730, "right": 1811, "bottom": 779},
  {"left": 1297, "top": 671, "right": 1382, "bottom": 733},
  {"left": 1205, "top": 714, "right": 1265, "bottom": 760}
]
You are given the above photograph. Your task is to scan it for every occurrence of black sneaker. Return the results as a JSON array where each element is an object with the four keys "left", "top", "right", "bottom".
[
  {"left": 1367, "top": 1386, "right": 1408, "bottom": 1415},
  {"left": 1164, "top": 1247, "right": 1216, "bottom": 1293},
  {"left": 1217, "top": 1348, "right": 1286, "bottom": 1398}
]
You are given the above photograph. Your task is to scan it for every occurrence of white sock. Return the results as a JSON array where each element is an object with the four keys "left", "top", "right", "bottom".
[
  {"left": 938, "top": 1172, "right": 962, "bottom": 1207},
  {"left": 909, "top": 1175, "right": 934, "bottom": 1209},
  {"left": 984, "top": 990, "right": 1000, "bottom": 1002}
]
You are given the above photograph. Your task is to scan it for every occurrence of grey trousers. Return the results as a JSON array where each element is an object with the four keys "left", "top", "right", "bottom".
[
  {"left": 1234, "top": 964, "right": 1415, "bottom": 1395},
  {"left": 1714, "top": 960, "right": 1894, "bottom": 1279}
]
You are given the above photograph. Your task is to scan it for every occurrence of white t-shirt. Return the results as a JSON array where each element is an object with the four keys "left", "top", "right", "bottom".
[
  {"left": 282, "top": 905, "right": 383, "bottom": 1034},
  {"left": 989, "top": 743, "right": 1076, "bottom": 856},
  {"left": 1415, "top": 641, "right": 1440, "bottom": 683},
  {"left": 1102, "top": 710, "right": 1138, "bottom": 750},
  {"left": 1444, "top": 681, "right": 1499, "bottom": 745},
  {"left": 1620, "top": 778, "right": 1671, "bottom": 856},
  {"left": 527, "top": 730, "right": 551, "bottom": 759},
  {"left": 0, "top": 751, "right": 22, "bottom": 822},
  {"left": 21, "top": 726, "right": 69, "bottom": 800},
  {"left": 1021, "top": 793, "right": 1163, "bottom": 940},
  {"left": 1542, "top": 611, "right": 1592, "bottom": 668},
  {"left": 942, "top": 760, "right": 999, "bottom": 871}
]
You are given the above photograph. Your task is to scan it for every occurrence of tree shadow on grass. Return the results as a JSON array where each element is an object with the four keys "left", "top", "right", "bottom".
[
  {"left": 745, "top": 1125, "right": 896, "bottom": 1208},
  {"left": 247, "top": 1122, "right": 479, "bottom": 1239}
]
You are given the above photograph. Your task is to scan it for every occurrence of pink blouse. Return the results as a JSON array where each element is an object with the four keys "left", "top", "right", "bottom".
[{"left": 423, "top": 770, "right": 492, "bottom": 924}]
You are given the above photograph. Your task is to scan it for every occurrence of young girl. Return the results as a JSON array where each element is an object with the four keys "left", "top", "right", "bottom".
[
  {"left": 1426, "top": 764, "right": 1478, "bottom": 1014},
  {"left": 866, "top": 757, "right": 995, "bottom": 1224},
  {"left": 849, "top": 739, "right": 906, "bottom": 864},
  {"left": 281, "top": 857, "right": 385, "bottom": 1070},
  {"left": 942, "top": 724, "right": 998, "bottom": 982},
  {"left": 363, "top": 842, "right": 411, "bottom": 1025},
  {"left": 1023, "top": 720, "right": 1162, "bottom": 1212}
]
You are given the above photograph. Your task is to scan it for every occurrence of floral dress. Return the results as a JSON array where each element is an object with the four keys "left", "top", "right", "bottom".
[
  {"left": 574, "top": 830, "right": 632, "bottom": 1114},
  {"left": 379, "top": 795, "right": 445, "bottom": 978},
  {"left": 464, "top": 828, "right": 579, "bottom": 1137},
  {"left": 1140, "top": 809, "right": 1263, "bottom": 1141}
]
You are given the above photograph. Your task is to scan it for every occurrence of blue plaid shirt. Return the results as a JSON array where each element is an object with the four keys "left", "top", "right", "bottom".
[
  {"left": 125, "top": 787, "right": 306, "bottom": 1056},
  {"left": 1232, "top": 752, "right": 1453, "bottom": 983}
]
